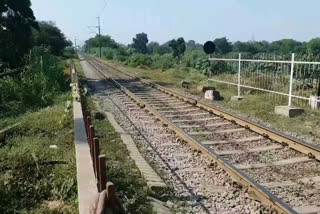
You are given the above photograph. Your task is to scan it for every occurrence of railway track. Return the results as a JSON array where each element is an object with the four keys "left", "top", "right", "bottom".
[{"left": 83, "top": 55, "right": 320, "bottom": 214}]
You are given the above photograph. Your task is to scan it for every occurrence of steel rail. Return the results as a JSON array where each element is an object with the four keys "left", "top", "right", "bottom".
[{"left": 83, "top": 55, "right": 299, "bottom": 214}]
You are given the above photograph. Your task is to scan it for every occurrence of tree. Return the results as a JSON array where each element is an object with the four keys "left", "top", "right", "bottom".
[
  {"left": 147, "top": 42, "right": 160, "bottom": 54},
  {"left": 214, "top": 37, "right": 232, "bottom": 54},
  {"left": 0, "top": 0, "right": 38, "bottom": 69},
  {"left": 169, "top": 37, "right": 186, "bottom": 59},
  {"left": 186, "top": 40, "right": 196, "bottom": 50},
  {"left": 33, "top": 21, "right": 72, "bottom": 56},
  {"left": 307, "top": 38, "right": 320, "bottom": 55},
  {"left": 131, "top": 33, "right": 148, "bottom": 54},
  {"left": 269, "top": 39, "right": 304, "bottom": 54}
]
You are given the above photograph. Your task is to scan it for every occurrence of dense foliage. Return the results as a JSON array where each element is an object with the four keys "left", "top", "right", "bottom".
[
  {"left": 33, "top": 21, "right": 72, "bottom": 56},
  {"left": 0, "top": 0, "right": 38, "bottom": 69},
  {"left": 169, "top": 37, "right": 186, "bottom": 59},
  {"left": 0, "top": 1, "right": 72, "bottom": 72},
  {"left": 131, "top": 33, "right": 149, "bottom": 54}
]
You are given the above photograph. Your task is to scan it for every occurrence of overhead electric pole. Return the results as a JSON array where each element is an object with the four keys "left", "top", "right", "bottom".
[
  {"left": 74, "top": 38, "right": 77, "bottom": 50},
  {"left": 97, "top": 17, "right": 102, "bottom": 58}
]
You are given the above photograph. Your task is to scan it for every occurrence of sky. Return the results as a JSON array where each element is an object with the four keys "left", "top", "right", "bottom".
[{"left": 31, "top": 0, "right": 320, "bottom": 46}]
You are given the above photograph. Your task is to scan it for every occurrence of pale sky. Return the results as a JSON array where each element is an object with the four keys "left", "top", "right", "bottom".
[{"left": 31, "top": 0, "right": 320, "bottom": 46}]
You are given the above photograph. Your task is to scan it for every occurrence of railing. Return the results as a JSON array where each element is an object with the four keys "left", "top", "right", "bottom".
[{"left": 209, "top": 53, "right": 320, "bottom": 109}]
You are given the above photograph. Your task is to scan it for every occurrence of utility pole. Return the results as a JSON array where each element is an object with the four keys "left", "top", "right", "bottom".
[
  {"left": 97, "top": 16, "right": 102, "bottom": 58},
  {"left": 74, "top": 37, "right": 77, "bottom": 51}
]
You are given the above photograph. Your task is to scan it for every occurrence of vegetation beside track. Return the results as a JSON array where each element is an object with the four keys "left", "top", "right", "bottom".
[
  {"left": 99, "top": 59, "right": 320, "bottom": 143},
  {"left": 0, "top": 93, "right": 78, "bottom": 214},
  {"left": 0, "top": 46, "right": 78, "bottom": 214}
]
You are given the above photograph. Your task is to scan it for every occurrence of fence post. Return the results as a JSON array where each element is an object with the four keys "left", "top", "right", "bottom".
[
  {"left": 98, "top": 155, "right": 106, "bottom": 192},
  {"left": 93, "top": 138, "right": 100, "bottom": 176},
  {"left": 238, "top": 53, "right": 241, "bottom": 97},
  {"left": 89, "top": 126, "right": 95, "bottom": 155},
  {"left": 288, "top": 53, "right": 295, "bottom": 106},
  {"left": 86, "top": 116, "right": 91, "bottom": 136}
]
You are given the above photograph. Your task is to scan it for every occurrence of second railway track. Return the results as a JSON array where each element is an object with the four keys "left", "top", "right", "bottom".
[{"left": 83, "top": 55, "right": 320, "bottom": 214}]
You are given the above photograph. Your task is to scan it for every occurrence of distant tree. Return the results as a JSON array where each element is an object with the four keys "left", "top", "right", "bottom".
[
  {"left": 186, "top": 40, "right": 203, "bottom": 50},
  {"left": 233, "top": 41, "right": 270, "bottom": 54},
  {"left": 269, "top": 39, "right": 304, "bottom": 54},
  {"left": 33, "top": 21, "right": 72, "bottom": 56},
  {"left": 307, "top": 38, "right": 320, "bottom": 55},
  {"left": 0, "top": 0, "right": 39, "bottom": 69},
  {"left": 131, "top": 33, "right": 149, "bottom": 54},
  {"left": 99, "top": 35, "right": 118, "bottom": 48},
  {"left": 232, "top": 41, "right": 247, "bottom": 53},
  {"left": 84, "top": 35, "right": 119, "bottom": 53},
  {"left": 214, "top": 37, "right": 232, "bottom": 54},
  {"left": 147, "top": 42, "right": 160, "bottom": 54},
  {"left": 169, "top": 37, "right": 186, "bottom": 59},
  {"left": 186, "top": 40, "right": 196, "bottom": 50}
]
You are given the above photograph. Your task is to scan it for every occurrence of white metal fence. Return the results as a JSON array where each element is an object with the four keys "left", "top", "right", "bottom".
[{"left": 208, "top": 53, "right": 320, "bottom": 109}]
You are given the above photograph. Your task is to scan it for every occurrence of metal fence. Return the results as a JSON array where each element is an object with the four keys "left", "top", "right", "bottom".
[{"left": 208, "top": 53, "right": 320, "bottom": 109}]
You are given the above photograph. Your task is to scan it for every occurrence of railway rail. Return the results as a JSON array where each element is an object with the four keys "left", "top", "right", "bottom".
[{"left": 83, "top": 55, "right": 320, "bottom": 214}]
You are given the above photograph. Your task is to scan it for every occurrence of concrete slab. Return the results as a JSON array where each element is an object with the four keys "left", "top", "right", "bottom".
[
  {"left": 104, "top": 111, "right": 167, "bottom": 193},
  {"left": 235, "top": 157, "right": 311, "bottom": 170},
  {"left": 274, "top": 105, "right": 304, "bottom": 118},
  {"left": 260, "top": 176, "right": 320, "bottom": 189},
  {"left": 172, "top": 117, "right": 219, "bottom": 123},
  {"left": 215, "top": 145, "right": 282, "bottom": 155},
  {"left": 73, "top": 98, "right": 97, "bottom": 214},
  {"left": 148, "top": 197, "right": 171, "bottom": 214},
  {"left": 293, "top": 206, "right": 320, "bottom": 214}
]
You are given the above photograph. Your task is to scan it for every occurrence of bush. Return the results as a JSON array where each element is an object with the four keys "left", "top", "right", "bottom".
[
  {"left": 195, "top": 56, "right": 211, "bottom": 75},
  {"left": 126, "top": 53, "right": 152, "bottom": 67},
  {"left": 0, "top": 47, "right": 69, "bottom": 117},
  {"left": 182, "top": 49, "right": 206, "bottom": 68},
  {"left": 151, "top": 54, "right": 175, "bottom": 70}
]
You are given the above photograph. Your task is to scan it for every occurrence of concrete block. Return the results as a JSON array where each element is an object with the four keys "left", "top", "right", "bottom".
[
  {"left": 309, "top": 96, "right": 320, "bottom": 110},
  {"left": 231, "top": 96, "right": 243, "bottom": 101},
  {"left": 274, "top": 105, "right": 304, "bottom": 118},
  {"left": 204, "top": 90, "right": 221, "bottom": 100}
]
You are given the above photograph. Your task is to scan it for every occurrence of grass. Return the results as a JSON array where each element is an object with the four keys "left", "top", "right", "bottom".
[
  {"left": 0, "top": 93, "right": 78, "bottom": 214},
  {"left": 103, "top": 59, "right": 320, "bottom": 141}
]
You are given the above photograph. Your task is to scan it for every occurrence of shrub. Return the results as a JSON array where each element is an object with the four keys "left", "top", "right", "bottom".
[
  {"left": 195, "top": 56, "right": 211, "bottom": 75},
  {"left": 126, "top": 53, "right": 152, "bottom": 67},
  {"left": 102, "top": 48, "right": 114, "bottom": 60},
  {"left": 182, "top": 49, "right": 206, "bottom": 68},
  {"left": 0, "top": 47, "right": 69, "bottom": 117},
  {"left": 151, "top": 54, "right": 175, "bottom": 70}
]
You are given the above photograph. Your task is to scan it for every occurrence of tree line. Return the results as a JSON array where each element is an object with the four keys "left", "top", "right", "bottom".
[{"left": 85, "top": 33, "right": 320, "bottom": 58}]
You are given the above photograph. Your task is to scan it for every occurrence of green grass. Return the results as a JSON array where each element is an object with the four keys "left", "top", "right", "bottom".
[
  {"left": 0, "top": 93, "right": 78, "bottom": 214},
  {"left": 103, "top": 59, "right": 320, "bottom": 141}
]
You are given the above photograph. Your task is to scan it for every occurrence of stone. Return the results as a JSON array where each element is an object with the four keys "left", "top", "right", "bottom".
[
  {"left": 197, "top": 85, "right": 216, "bottom": 93},
  {"left": 204, "top": 90, "right": 221, "bottom": 100},
  {"left": 181, "top": 80, "right": 190, "bottom": 89},
  {"left": 274, "top": 105, "right": 304, "bottom": 118},
  {"left": 231, "top": 96, "right": 243, "bottom": 101},
  {"left": 49, "top": 145, "right": 58, "bottom": 149}
]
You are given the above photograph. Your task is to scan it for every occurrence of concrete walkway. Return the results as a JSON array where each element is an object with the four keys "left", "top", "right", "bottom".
[{"left": 72, "top": 67, "right": 97, "bottom": 214}]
